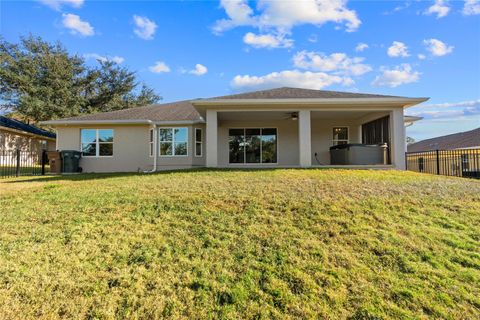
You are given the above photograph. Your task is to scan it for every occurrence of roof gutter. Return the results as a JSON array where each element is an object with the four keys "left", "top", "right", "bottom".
[
  {"left": 152, "top": 120, "right": 205, "bottom": 125},
  {"left": 40, "top": 119, "right": 153, "bottom": 126}
]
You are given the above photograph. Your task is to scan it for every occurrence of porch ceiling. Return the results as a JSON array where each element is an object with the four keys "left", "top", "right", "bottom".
[
  {"left": 218, "top": 111, "right": 292, "bottom": 121},
  {"left": 217, "top": 110, "right": 383, "bottom": 121}
]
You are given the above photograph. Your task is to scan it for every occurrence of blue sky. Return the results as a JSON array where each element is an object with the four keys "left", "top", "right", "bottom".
[{"left": 1, "top": 0, "right": 479, "bottom": 140}]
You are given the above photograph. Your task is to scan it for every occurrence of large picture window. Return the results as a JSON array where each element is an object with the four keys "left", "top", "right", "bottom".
[
  {"left": 159, "top": 127, "right": 188, "bottom": 156},
  {"left": 81, "top": 129, "right": 114, "bottom": 157},
  {"left": 229, "top": 128, "right": 277, "bottom": 164}
]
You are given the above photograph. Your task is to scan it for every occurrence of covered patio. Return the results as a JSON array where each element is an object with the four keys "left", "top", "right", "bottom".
[{"left": 197, "top": 106, "right": 406, "bottom": 169}]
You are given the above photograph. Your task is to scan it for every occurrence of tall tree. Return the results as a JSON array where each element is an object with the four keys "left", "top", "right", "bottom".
[{"left": 0, "top": 35, "right": 160, "bottom": 123}]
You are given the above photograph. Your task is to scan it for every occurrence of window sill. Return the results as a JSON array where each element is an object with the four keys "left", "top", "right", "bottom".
[{"left": 158, "top": 155, "right": 189, "bottom": 158}]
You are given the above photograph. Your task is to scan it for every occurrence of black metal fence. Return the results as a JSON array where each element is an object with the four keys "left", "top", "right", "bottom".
[
  {"left": 0, "top": 149, "right": 49, "bottom": 178},
  {"left": 406, "top": 149, "right": 480, "bottom": 179}
]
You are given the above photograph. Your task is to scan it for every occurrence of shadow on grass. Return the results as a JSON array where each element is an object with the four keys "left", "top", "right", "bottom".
[{"left": 3, "top": 167, "right": 332, "bottom": 184}]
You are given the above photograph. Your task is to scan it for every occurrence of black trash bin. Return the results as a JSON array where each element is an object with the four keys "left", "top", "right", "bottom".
[{"left": 61, "top": 150, "right": 82, "bottom": 173}]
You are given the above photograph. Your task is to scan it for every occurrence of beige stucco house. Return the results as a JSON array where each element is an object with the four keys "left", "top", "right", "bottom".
[{"left": 41, "top": 87, "right": 428, "bottom": 173}]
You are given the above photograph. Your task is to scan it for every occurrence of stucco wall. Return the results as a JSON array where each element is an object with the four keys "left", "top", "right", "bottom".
[
  {"left": 0, "top": 128, "right": 54, "bottom": 153},
  {"left": 56, "top": 124, "right": 205, "bottom": 173},
  {"left": 57, "top": 125, "right": 151, "bottom": 172}
]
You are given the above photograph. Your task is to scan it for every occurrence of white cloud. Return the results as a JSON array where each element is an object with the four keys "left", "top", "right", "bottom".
[
  {"left": 213, "top": 0, "right": 256, "bottom": 33},
  {"left": 417, "top": 99, "right": 480, "bottom": 109},
  {"left": 425, "top": 0, "right": 450, "bottom": 18},
  {"left": 463, "top": 0, "right": 480, "bottom": 15},
  {"left": 189, "top": 64, "right": 208, "bottom": 76},
  {"left": 372, "top": 64, "right": 420, "bottom": 87},
  {"left": 149, "top": 61, "right": 170, "bottom": 73},
  {"left": 39, "top": 0, "right": 83, "bottom": 10},
  {"left": 213, "top": 0, "right": 361, "bottom": 39},
  {"left": 231, "top": 70, "right": 352, "bottom": 91},
  {"left": 243, "top": 32, "right": 293, "bottom": 49},
  {"left": 387, "top": 41, "right": 409, "bottom": 57},
  {"left": 418, "top": 54, "right": 426, "bottom": 60},
  {"left": 409, "top": 99, "right": 480, "bottom": 119},
  {"left": 84, "top": 53, "right": 124, "bottom": 64},
  {"left": 383, "top": 1, "right": 411, "bottom": 15},
  {"left": 423, "top": 38, "right": 453, "bottom": 56},
  {"left": 355, "top": 43, "right": 369, "bottom": 52},
  {"left": 133, "top": 15, "right": 157, "bottom": 40},
  {"left": 293, "top": 51, "right": 372, "bottom": 76},
  {"left": 62, "top": 13, "right": 94, "bottom": 36}
]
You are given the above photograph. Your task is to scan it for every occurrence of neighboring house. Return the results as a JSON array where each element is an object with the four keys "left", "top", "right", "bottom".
[
  {"left": 41, "top": 87, "right": 428, "bottom": 173},
  {"left": 406, "top": 128, "right": 480, "bottom": 177},
  {"left": 407, "top": 127, "right": 480, "bottom": 152},
  {"left": 0, "top": 116, "right": 56, "bottom": 153}
]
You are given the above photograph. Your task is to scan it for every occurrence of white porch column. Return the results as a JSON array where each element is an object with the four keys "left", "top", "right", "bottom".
[
  {"left": 205, "top": 109, "right": 218, "bottom": 167},
  {"left": 390, "top": 108, "right": 406, "bottom": 170},
  {"left": 298, "top": 110, "right": 312, "bottom": 167}
]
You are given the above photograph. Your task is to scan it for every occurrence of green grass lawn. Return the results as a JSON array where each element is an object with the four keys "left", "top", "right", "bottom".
[{"left": 0, "top": 169, "right": 479, "bottom": 319}]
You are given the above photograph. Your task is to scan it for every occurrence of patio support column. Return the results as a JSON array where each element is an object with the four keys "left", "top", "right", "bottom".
[
  {"left": 206, "top": 109, "right": 218, "bottom": 167},
  {"left": 298, "top": 110, "right": 312, "bottom": 167},
  {"left": 390, "top": 108, "right": 406, "bottom": 170}
]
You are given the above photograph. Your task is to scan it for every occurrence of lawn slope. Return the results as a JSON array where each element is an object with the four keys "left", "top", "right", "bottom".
[{"left": 0, "top": 169, "right": 479, "bottom": 319}]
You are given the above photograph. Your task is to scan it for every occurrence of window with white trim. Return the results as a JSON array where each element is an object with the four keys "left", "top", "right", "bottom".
[
  {"left": 195, "top": 128, "right": 202, "bottom": 157},
  {"left": 81, "top": 129, "right": 114, "bottom": 157},
  {"left": 149, "top": 129, "right": 154, "bottom": 157},
  {"left": 159, "top": 127, "right": 188, "bottom": 156},
  {"left": 332, "top": 127, "right": 349, "bottom": 145}
]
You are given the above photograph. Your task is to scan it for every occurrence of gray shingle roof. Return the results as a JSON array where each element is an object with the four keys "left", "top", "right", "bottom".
[
  {"left": 50, "top": 87, "right": 421, "bottom": 123},
  {"left": 60, "top": 100, "right": 202, "bottom": 122},
  {"left": 408, "top": 127, "right": 480, "bottom": 152},
  {"left": 207, "top": 87, "right": 403, "bottom": 100}
]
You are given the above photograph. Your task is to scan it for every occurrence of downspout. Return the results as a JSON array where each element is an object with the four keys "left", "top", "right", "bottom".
[{"left": 143, "top": 124, "right": 157, "bottom": 173}]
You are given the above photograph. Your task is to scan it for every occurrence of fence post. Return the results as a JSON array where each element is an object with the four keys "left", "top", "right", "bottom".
[
  {"left": 41, "top": 150, "right": 46, "bottom": 175},
  {"left": 436, "top": 149, "right": 440, "bottom": 175},
  {"left": 15, "top": 149, "right": 21, "bottom": 177},
  {"left": 405, "top": 152, "right": 408, "bottom": 170}
]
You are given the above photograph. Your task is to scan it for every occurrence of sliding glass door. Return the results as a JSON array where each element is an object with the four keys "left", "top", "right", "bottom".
[
  {"left": 229, "top": 128, "right": 277, "bottom": 164},
  {"left": 245, "top": 129, "right": 261, "bottom": 163},
  {"left": 229, "top": 129, "right": 245, "bottom": 163}
]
